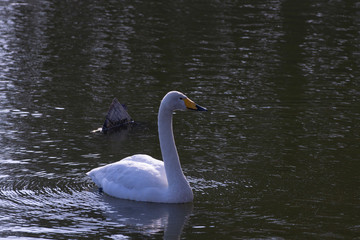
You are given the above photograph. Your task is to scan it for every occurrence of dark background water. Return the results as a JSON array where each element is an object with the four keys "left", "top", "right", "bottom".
[{"left": 1, "top": 0, "right": 360, "bottom": 239}]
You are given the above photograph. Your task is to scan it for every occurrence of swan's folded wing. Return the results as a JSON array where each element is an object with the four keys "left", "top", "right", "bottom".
[{"left": 87, "top": 154, "right": 168, "bottom": 191}]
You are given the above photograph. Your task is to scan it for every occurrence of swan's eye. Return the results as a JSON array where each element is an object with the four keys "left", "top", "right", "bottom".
[{"left": 179, "top": 97, "right": 183, "bottom": 100}]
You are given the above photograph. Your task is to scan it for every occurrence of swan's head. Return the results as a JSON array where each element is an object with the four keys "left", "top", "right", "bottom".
[{"left": 161, "top": 91, "right": 207, "bottom": 112}]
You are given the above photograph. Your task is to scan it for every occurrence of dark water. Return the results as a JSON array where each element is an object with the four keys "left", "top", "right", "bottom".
[{"left": 1, "top": 0, "right": 360, "bottom": 239}]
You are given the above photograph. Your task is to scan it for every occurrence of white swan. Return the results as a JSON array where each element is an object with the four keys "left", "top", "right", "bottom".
[{"left": 87, "top": 91, "right": 207, "bottom": 203}]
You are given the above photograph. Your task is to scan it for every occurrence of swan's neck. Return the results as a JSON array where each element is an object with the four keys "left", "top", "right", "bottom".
[{"left": 158, "top": 105, "right": 188, "bottom": 188}]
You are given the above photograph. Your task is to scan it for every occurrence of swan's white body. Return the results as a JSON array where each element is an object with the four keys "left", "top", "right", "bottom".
[{"left": 87, "top": 91, "right": 206, "bottom": 203}]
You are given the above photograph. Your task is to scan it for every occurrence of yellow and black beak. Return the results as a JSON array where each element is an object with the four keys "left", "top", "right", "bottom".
[{"left": 183, "top": 98, "right": 207, "bottom": 111}]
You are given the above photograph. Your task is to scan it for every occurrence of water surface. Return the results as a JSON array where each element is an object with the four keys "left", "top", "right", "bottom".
[{"left": 0, "top": 0, "right": 359, "bottom": 239}]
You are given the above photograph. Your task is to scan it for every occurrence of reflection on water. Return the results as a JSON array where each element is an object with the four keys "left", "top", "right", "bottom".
[
  {"left": 102, "top": 195, "right": 193, "bottom": 239},
  {"left": 0, "top": 176, "right": 191, "bottom": 239},
  {"left": 1, "top": 0, "right": 360, "bottom": 239}
]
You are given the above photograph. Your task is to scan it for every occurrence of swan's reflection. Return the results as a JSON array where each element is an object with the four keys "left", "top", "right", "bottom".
[{"left": 102, "top": 194, "right": 193, "bottom": 239}]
